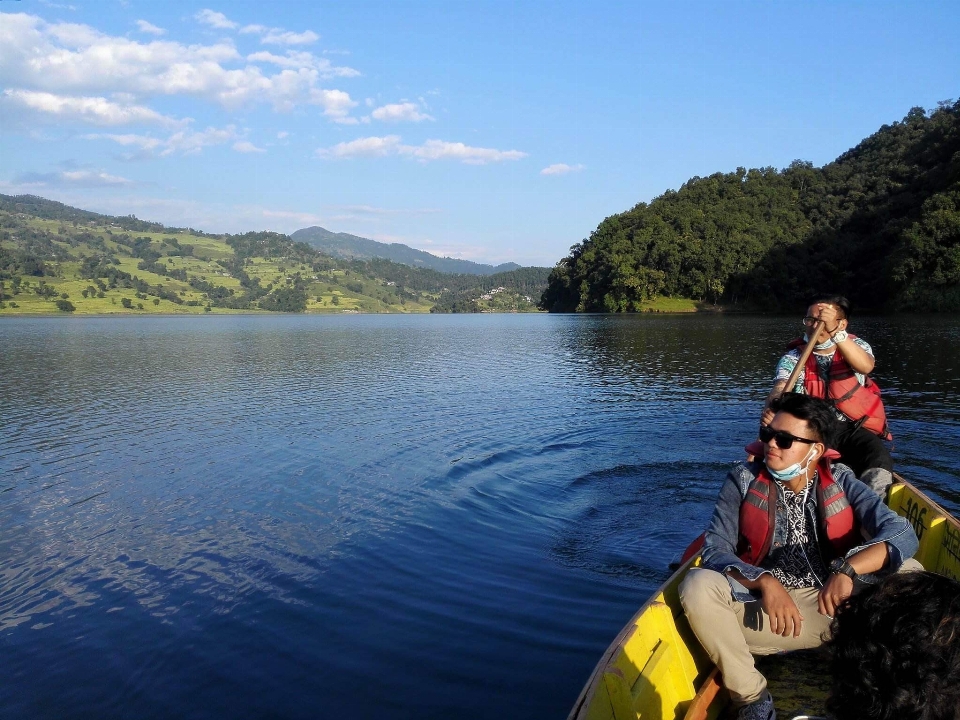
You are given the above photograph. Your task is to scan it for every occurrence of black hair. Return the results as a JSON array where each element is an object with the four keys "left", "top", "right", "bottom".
[
  {"left": 826, "top": 570, "right": 960, "bottom": 720},
  {"left": 808, "top": 293, "right": 851, "bottom": 319},
  {"left": 769, "top": 392, "right": 838, "bottom": 449}
]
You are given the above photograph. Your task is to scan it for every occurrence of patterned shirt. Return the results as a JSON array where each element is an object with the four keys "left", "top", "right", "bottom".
[
  {"left": 774, "top": 337, "right": 873, "bottom": 421},
  {"left": 770, "top": 477, "right": 828, "bottom": 588}
]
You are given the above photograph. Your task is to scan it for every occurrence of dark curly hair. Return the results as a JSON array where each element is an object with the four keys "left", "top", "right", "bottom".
[
  {"left": 769, "top": 392, "right": 839, "bottom": 449},
  {"left": 826, "top": 570, "right": 960, "bottom": 720}
]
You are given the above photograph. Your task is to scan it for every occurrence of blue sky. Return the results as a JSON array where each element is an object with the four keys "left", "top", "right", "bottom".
[{"left": 1, "top": 1, "right": 957, "bottom": 267}]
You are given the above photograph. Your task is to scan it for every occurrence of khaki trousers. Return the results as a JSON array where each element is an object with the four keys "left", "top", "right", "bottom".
[
  {"left": 679, "top": 562, "right": 922, "bottom": 706},
  {"left": 679, "top": 568, "right": 830, "bottom": 705}
]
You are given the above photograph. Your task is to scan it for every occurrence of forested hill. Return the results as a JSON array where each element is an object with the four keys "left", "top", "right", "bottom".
[
  {"left": 291, "top": 226, "right": 521, "bottom": 276},
  {"left": 0, "top": 195, "right": 549, "bottom": 314},
  {"left": 541, "top": 100, "right": 960, "bottom": 313}
]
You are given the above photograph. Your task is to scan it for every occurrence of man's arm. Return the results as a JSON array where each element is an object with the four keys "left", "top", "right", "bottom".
[
  {"left": 841, "top": 469, "right": 919, "bottom": 566},
  {"left": 700, "top": 468, "right": 758, "bottom": 574},
  {"left": 818, "top": 542, "right": 889, "bottom": 618},
  {"left": 832, "top": 334, "right": 875, "bottom": 374},
  {"left": 701, "top": 466, "right": 807, "bottom": 637},
  {"left": 728, "top": 569, "right": 805, "bottom": 638},
  {"left": 816, "top": 468, "right": 920, "bottom": 617},
  {"left": 816, "top": 303, "right": 875, "bottom": 374},
  {"left": 763, "top": 349, "right": 799, "bottom": 423},
  {"left": 762, "top": 379, "right": 788, "bottom": 425}
]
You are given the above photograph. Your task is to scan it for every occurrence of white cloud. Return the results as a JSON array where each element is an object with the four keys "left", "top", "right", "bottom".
[
  {"left": 38, "top": 0, "right": 77, "bottom": 9},
  {"left": 318, "top": 136, "right": 527, "bottom": 164},
  {"left": 61, "top": 170, "right": 131, "bottom": 185},
  {"left": 196, "top": 9, "right": 237, "bottom": 30},
  {"left": 371, "top": 102, "right": 434, "bottom": 123},
  {"left": 323, "top": 204, "right": 442, "bottom": 219},
  {"left": 246, "top": 50, "right": 359, "bottom": 78},
  {"left": 86, "top": 125, "right": 238, "bottom": 156},
  {"left": 398, "top": 237, "right": 507, "bottom": 263},
  {"left": 262, "top": 29, "right": 319, "bottom": 46},
  {"left": 310, "top": 88, "right": 358, "bottom": 122},
  {"left": 14, "top": 169, "right": 132, "bottom": 187},
  {"left": 84, "top": 133, "right": 164, "bottom": 152},
  {"left": 277, "top": 131, "right": 289, "bottom": 139},
  {"left": 136, "top": 20, "right": 166, "bottom": 36},
  {"left": 342, "top": 205, "right": 440, "bottom": 215},
  {"left": 406, "top": 140, "right": 526, "bottom": 164},
  {"left": 261, "top": 208, "right": 324, "bottom": 224},
  {"left": 3, "top": 89, "right": 182, "bottom": 127},
  {"left": 319, "top": 135, "right": 402, "bottom": 159},
  {"left": 0, "top": 12, "right": 359, "bottom": 119},
  {"left": 241, "top": 24, "right": 319, "bottom": 46},
  {"left": 233, "top": 140, "right": 265, "bottom": 153},
  {"left": 540, "top": 163, "right": 584, "bottom": 176}
]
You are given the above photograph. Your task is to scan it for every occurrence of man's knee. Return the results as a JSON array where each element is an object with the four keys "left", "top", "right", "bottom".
[
  {"left": 896, "top": 557, "right": 924, "bottom": 574},
  {"left": 680, "top": 568, "right": 731, "bottom": 618},
  {"left": 861, "top": 467, "right": 893, "bottom": 496},
  {"left": 837, "top": 426, "right": 892, "bottom": 476}
]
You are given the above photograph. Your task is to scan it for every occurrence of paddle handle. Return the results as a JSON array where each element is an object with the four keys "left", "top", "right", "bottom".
[
  {"left": 781, "top": 320, "right": 826, "bottom": 396},
  {"left": 750, "top": 319, "right": 827, "bottom": 461}
]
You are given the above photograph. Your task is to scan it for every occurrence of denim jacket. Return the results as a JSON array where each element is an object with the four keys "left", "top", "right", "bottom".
[{"left": 701, "top": 460, "right": 919, "bottom": 602}]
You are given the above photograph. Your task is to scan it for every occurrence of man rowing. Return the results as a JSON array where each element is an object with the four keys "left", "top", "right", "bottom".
[
  {"left": 680, "top": 393, "right": 920, "bottom": 720},
  {"left": 762, "top": 294, "right": 894, "bottom": 495}
]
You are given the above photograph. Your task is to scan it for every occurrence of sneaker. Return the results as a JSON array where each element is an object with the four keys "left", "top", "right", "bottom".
[{"left": 737, "top": 692, "right": 776, "bottom": 720}]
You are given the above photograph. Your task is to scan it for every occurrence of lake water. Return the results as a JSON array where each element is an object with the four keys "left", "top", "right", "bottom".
[{"left": 1, "top": 314, "right": 958, "bottom": 719}]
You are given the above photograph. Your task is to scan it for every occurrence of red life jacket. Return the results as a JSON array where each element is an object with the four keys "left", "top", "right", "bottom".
[
  {"left": 787, "top": 336, "right": 892, "bottom": 440},
  {"left": 737, "top": 461, "right": 859, "bottom": 566}
]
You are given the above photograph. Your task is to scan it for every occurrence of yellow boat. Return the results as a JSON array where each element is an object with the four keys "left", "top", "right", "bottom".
[{"left": 567, "top": 479, "right": 960, "bottom": 720}]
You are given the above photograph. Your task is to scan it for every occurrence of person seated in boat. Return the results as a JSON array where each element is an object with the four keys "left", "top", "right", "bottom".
[
  {"left": 762, "top": 294, "right": 894, "bottom": 496},
  {"left": 826, "top": 570, "right": 960, "bottom": 720},
  {"left": 680, "top": 392, "right": 920, "bottom": 720}
]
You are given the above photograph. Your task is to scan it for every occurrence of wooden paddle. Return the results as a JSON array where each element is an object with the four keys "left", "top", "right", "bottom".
[
  {"left": 747, "top": 319, "right": 828, "bottom": 461},
  {"left": 782, "top": 319, "right": 827, "bottom": 396}
]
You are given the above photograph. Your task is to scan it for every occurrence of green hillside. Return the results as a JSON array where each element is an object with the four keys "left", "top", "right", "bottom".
[
  {"left": 541, "top": 100, "right": 960, "bottom": 313},
  {"left": 291, "top": 226, "right": 521, "bottom": 275},
  {"left": 0, "top": 196, "right": 548, "bottom": 315}
]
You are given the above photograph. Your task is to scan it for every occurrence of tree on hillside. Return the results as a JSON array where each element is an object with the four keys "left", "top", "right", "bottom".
[
  {"left": 259, "top": 286, "right": 307, "bottom": 312},
  {"left": 542, "top": 100, "right": 960, "bottom": 313}
]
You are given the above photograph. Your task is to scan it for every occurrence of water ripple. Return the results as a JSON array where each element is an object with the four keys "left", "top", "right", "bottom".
[{"left": 1, "top": 314, "right": 959, "bottom": 719}]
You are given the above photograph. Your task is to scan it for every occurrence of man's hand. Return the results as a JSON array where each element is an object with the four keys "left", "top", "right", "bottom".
[
  {"left": 818, "top": 572, "right": 854, "bottom": 618},
  {"left": 814, "top": 303, "right": 842, "bottom": 334},
  {"left": 759, "top": 575, "right": 804, "bottom": 637}
]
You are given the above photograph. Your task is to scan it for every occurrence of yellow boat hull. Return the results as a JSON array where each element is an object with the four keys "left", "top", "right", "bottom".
[{"left": 568, "top": 480, "right": 960, "bottom": 720}]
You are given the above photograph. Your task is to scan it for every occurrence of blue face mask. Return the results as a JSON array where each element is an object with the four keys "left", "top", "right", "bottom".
[
  {"left": 766, "top": 447, "right": 817, "bottom": 481},
  {"left": 802, "top": 332, "right": 835, "bottom": 351}
]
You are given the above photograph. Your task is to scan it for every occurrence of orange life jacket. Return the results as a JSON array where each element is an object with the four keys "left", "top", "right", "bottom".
[
  {"left": 787, "top": 336, "right": 892, "bottom": 440},
  {"left": 737, "top": 461, "right": 859, "bottom": 566}
]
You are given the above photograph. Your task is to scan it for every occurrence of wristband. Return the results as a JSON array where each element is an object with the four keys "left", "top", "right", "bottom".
[
  {"left": 831, "top": 329, "right": 849, "bottom": 343},
  {"left": 830, "top": 557, "right": 858, "bottom": 581}
]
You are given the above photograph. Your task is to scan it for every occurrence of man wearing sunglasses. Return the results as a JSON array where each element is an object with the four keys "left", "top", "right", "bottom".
[
  {"left": 680, "top": 393, "right": 919, "bottom": 720},
  {"left": 762, "top": 294, "right": 893, "bottom": 496}
]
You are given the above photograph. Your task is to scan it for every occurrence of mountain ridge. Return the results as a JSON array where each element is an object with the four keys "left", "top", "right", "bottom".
[
  {"left": 0, "top": 193, "right": 550, "bottom": 315},
  {"left": 291, "top": 226, "right": 521, "bottom": 276}
]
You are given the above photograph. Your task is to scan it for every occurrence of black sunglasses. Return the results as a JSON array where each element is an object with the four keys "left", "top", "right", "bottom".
[{"left": 759, "top": 424, "right": 818, "bottom": 449}]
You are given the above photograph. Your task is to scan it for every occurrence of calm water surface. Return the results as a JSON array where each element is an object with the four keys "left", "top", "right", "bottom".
[{"left": 1, "top": 314, "right": 958, "bottom": 719}]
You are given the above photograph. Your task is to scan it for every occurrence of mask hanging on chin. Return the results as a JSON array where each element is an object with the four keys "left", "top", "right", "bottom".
[
  {"left": 802, "top": 332, "right": 836, "bottom": 351},
  {"left": 766, "top": 446, "right": 817, "bottom": 481}
]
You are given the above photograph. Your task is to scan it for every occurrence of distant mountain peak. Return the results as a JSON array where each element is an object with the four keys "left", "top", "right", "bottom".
[{"left": 291, "top": 226, "right": 520, "bottom": 276}]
